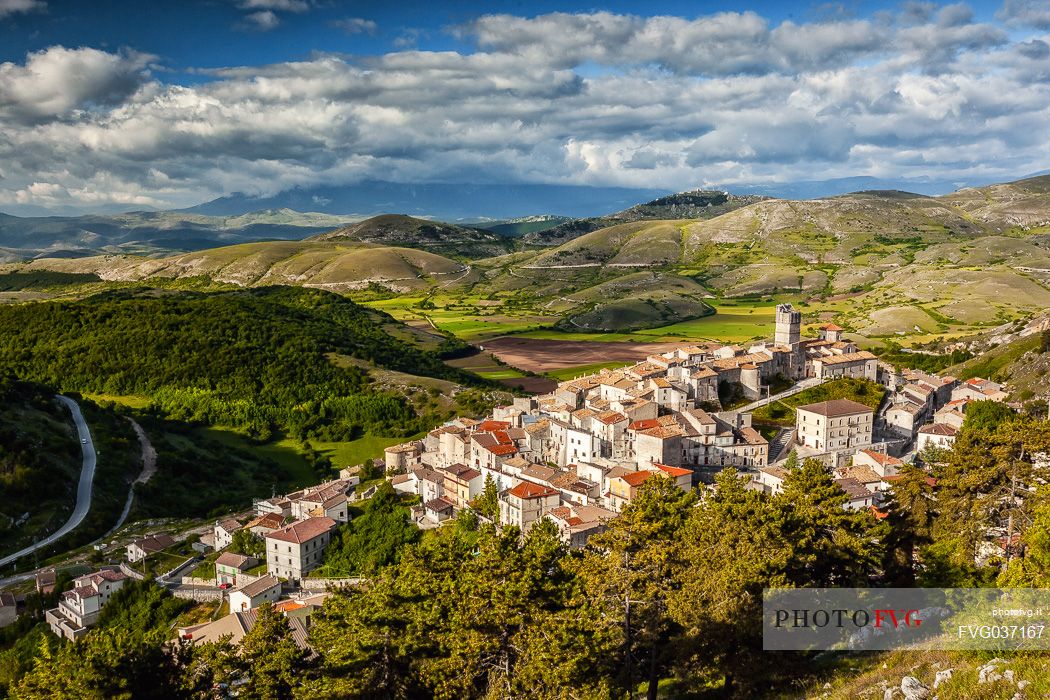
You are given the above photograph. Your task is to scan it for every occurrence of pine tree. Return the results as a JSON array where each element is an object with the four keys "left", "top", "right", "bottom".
[
  {"left": 776, "top": 458, "right": 885, "bottom": 586},
  {"left": 238, "top": 603, "right": 308, "bottom": 699},
  {"left": 581, "top": 475, "right": 696, "bottom": 699}
]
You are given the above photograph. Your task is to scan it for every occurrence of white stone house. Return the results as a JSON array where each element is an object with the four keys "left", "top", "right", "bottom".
[
  {"left": 795, "top": 399, "right": 873, "bottom": 452},
  {"left": 45, "top": 569, "right": 126, "bottom": 641},
  {"left": 214, "top": 518, "right": 241, "bottom": 551},
  {"left": 229, "top": 574, "right": 282, "bottom": 613},
  {"left": 265, "top": 517, "right": 338, "bottom": 583}
]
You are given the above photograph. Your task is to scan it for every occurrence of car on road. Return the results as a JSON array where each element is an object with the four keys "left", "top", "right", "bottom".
[
  {"left": 219, "top": 583, "right": 232, "bottom": 590},
  {"left": 82, "top": 438, "right": 88, "bottom": 444}
]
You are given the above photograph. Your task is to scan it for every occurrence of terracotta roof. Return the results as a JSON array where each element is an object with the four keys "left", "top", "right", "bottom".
[
  {"left": 182, "top": 610, "right": 311, "bottom": 651},
  {"left": 628, "top": 419, "right": 661, "bottom": 430},
  {"left": 131, "top": 534, "right": 177, "bottom": 554},
  {"left": 685, "top": 408, "right": 716, "bottom": 425},
  {"left": 507, "top": 481, "right": 558, "bottom": 499},
  {"left": 919, "top": 423, "right": 957, "bottom": 436},
  {"left": 424, "top": 496, "right": 456, "bottom": 512},
  {"left": 654, "top": 463, "right": 692, "bottom": 478},
  {"left": 836, "top": 465, "right": 883, "bottom": 485},
  {"left": 595, "top": 410, "right": 628, "bottom": 425},
  {"left": 266, "top": 517, "right": 337, "bottom": 545},
  {"left": 272, "top": 599, "right": 307, "bottom": 613},
  {"left": 321, "top": 494, "right": 347, "bottom": 510},
  {"left": 235, "top": 574, "right": 280, "bottom": 598},
  {"left": 739, "top": 427, "right": 768, "bottom": 445},
  {"left": 475, "top": 420, "right": 511, "bottom": 432},
  {"left": 521, "top": 464, "right": 558, "bottom": 482},
  {"left": 797, "top": 398, "right": 873, "bottom": 417},
  {"left": 639, "top": 426, "right": 683, "bottom": 439},
  {"left": 69, "top": 585, "right": 98, "bottom": 600},
  {"left": 486, "top": 444, "right": 519, "bottom": 457},
  {"left": 857, "top": 449, "right": 902, "bottom": 466},
  {"left": 89, "top": 569, "right": 126, "bottom": 583},
  {"left": 619, "top": 471, "right": 654, "bottom": 487},
  {"left": 246, "top": 513, "right": 285, "bottom": 530},
  {"left": 814, "top": 351, "right": 877, "bottom": 366},
  {"left": 835, "top": 477, "right": 871, "bottom": 500},
  {"left": 442, "top": 464, "right": 482, "bottom": 482},
  {"left": 524, "top": 419, "right": 550, "bottom": 435},
  {"left": 385, "top": 441, "right": 421, "bottom": 454},
  {"left": 820, "top": 323, "right": 844, "bottom": 331},
  {"left": 216, "top": 552, "right": 254, "bottom": 569}
]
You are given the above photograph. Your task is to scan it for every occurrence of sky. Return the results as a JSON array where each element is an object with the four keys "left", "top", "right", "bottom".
[{"left": 0, "top": 0, "right": 1049, "bottom": 214}]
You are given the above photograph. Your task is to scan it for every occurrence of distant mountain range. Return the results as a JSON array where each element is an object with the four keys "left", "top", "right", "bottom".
[
  {"left": 184, "top": 181, "right": 671, "bottom": 221},
  {"left": 714, "top": 172, "right": 1050, "bottom": 200},
  {"left": 4, "top": 173, "right": 1050, "bottom": 262}
]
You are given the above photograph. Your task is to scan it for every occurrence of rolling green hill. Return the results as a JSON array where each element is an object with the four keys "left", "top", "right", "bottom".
[
  {"left": 312, "top": 214, "right": 513, "bottom": 257},
  {"left": 5, "top": 175, "right": 1050, "bottom": 342},
  {"left": 0, "top": 287, "right": 485, "bottom": 441},
  {"left": 520, "top": 189, "right": 765, "bottom": 246},
  {"left": 2, "top": 240, "right": 478, "bottom": 294}
]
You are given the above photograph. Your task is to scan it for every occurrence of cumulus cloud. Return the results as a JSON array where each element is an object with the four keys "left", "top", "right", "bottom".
[
  {"left": 1, "top": 5, "right": 1050, "bottom": 212},
  {"left": 331, "top": 17, "right": 377, "bottom": 35},
  {"left": 232, "top": 0, "right": 310, "bottom": 32},
  {"left": 239, "top": 10, "right": 281, "bottom": 31},
  {"left": 997, "top": 0, "right": 1050, "bottom": 29},
  {"left": 237, "top": 0, "right": 308, "bottom": 12},
  {"left": 0, "top": 0, "right": 44, "bottom": 19},
  {"left": 0, "top": 46, "right": 153, "bottom": 123}
]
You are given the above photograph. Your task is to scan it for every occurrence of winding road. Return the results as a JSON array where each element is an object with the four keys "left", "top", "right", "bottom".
[{"left": 0, "top": 396, "right": 97, "bottom": 569}]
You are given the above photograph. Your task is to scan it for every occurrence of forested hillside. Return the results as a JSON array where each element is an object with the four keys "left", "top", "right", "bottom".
[
  {"left": 0, "top": 375, "right": 80, "bottom": 556},
  {"left": 0, "top": 287, "right": 485, "bottom": 441}
]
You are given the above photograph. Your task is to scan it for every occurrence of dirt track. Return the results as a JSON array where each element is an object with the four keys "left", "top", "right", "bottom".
[{"left": 482, "top": 336, "right": 685, "bottom": 374}]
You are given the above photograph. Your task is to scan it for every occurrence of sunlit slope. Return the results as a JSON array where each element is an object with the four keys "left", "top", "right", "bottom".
[{"left": 12, "top": 241, "right": 474, "bottom": 292}]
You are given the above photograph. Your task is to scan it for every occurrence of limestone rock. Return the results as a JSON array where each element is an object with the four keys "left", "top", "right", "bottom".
[
  {"left": 933, "top": 669, "right": 953, "bottom": 689},
  {"left": 900, "top": 676, "right": 930, "bottom": 700}
]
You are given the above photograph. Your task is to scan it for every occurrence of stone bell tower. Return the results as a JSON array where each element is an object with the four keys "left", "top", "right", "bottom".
[{"left": 774, "top": 303, "right": 801, "bottom": 347}]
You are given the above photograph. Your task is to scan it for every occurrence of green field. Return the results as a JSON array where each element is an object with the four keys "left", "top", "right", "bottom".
[
  {"left": 546, "top": 361, "right": 633, "bottom": 381},
  {"left": 195, "top": 427, "right": 316, "bottom": 485},
  {"left": 311, "top": 435, "right": 408, "bottom": 469},
  {"left": 195, "top": 426, "right": 410, "bottom": 480},
  {"left": 446, "top": 352, "right": 528, "bottom": 379}
]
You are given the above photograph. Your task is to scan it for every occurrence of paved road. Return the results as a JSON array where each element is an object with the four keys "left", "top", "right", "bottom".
[{"left": 0, "top": 396, "right": 97, "bottom": 569}]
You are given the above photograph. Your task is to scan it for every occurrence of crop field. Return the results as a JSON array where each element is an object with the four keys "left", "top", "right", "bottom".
[
  {"left": 445, "top": 352, "right": 527, "bottom": 380},
  {"left": 482, "top": 336, "right": 686, "bottom": 374},
  {"left": 546, "top": 361, "right": 633, "bottom": 381}
]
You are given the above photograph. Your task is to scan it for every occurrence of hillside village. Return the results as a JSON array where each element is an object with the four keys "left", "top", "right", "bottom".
[{"left": 26, "top": 304, "right": 1018, "bottom": 654}]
